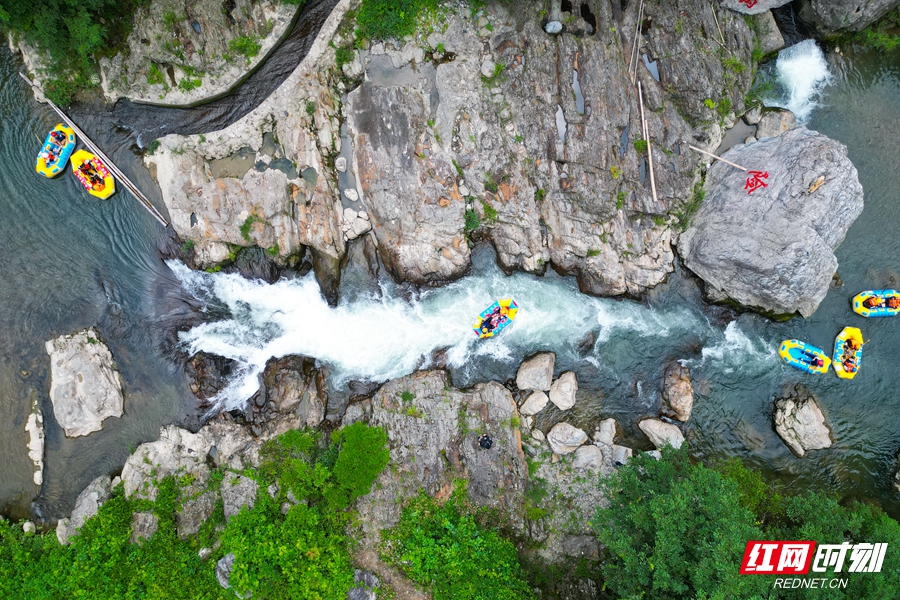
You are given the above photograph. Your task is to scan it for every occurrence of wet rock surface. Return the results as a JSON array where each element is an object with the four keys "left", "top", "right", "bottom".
[
  {"left": 661, "top": 363, "right": 693, "bottom": 422},
  {"left": 797, "top": 0, "right": 900, "bottom": 36},
  {"left": 45, "top": 329, "right": 124, "bottom": 438},
  {"left": 678, "top": 127, "right": 864, "bottom": 317},
  {"left": 774, "top": 384, "right": 832, "bottom": 457},
  {"left": 639, "top": 418, "right": 685, "bottom": 450}
]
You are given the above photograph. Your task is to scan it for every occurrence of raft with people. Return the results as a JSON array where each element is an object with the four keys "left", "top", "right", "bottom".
[
  {"left": 71, "top": 150, "right": 115, "bottom": 199},
  {"left": 779, "top": 339, "right": 831, "bottom": 374},
  {"left": 473, "top": 298, "right": 519, "bottom": 339},
  {"left": 833, "top": 326, "right": 863, "bottom": 380},
  {"left": 852, "top": 290, "right": 900, "bottom": 317},
  {"left": 35, "top": 124, "right": 75, "bottom": 178}
]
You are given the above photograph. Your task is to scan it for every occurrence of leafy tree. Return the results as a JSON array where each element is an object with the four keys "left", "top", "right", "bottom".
[{"left": 381, "top": 484, "right": 535, "bottom": 600}]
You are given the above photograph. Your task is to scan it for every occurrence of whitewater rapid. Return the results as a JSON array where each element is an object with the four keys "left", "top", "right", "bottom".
[
  {"left": 764, "top": 39, "right": 832, "bottom": 122},
  {"left": 167, "top": 259, "right": 778, "bottom": 412}
]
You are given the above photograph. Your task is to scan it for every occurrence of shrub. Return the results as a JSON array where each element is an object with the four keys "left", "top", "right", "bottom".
[
  {"left": 633, "top": 139, "right": 648, "bottom": 154},
  {"left": 381, "top": 485, "right": 535, "bottom": 600},
  {"left": 147, "top": 62, "right": 165, "bottom": 86},
  {"left": 464, "top": 209, "right": 480, "bottom": 233},
  {"left": 480, "top": 199, "right": 498, "bottom": 223},
  {"left": 355, "top": 0, "right": 441, "bottom": 41},
  {"left": 334, "top": 45, "right": 354, "bottom": 68},
  {"left": 229, "top": 35, "right": 261, "bottom": 61}
]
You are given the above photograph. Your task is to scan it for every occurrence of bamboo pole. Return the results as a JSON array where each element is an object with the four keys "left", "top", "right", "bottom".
[
  {"left": 19, "top": 72, "right": 169, "bottom": 226},
  {"left": 637, "top": 82, "right": 657, "bottom": 206},
  {"left": 687, "top": 144, "right": 748, "bottom": 171},
  {"left": 711, "top": 5, "right": 727, "bottom": 49},
  {"left": 628, "top": 0, "right": 644, "bottom": 84}
]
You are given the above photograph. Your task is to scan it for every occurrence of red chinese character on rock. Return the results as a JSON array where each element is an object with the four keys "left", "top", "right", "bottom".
[
  {"left": 739, "top": 0, "right": 758, "bottom": 8},
  {"left": 744, "top": 170, "right": 769, "bottom": 194}
]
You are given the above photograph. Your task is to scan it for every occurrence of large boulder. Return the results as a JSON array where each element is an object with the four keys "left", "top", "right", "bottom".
[
  {"left": 549, "top": 372, "right": 578, "bottom": 411},
  {"left": 56, "top": 475, "right": 113, "bottom": 545},
  {"left": 678, "top": 127, "right": 864, "bottom": 317},
  {"left": 639, "top": 419, "right": 685, "bottom": 450},
  {"left": 774, "top": 385, "right": 832, "bottom": 457},
  {"left": 26, "top": 394, "right": 44, "bottom": 486},
  {"left": 721, "top": 0, "right": 792, "bottom": 15},
  {"left": 547, "top": 423, "right": 588, "bottom": 455},
  {"left": 519, "top": 391, "right": 549, "bottom": 416},
  {"left": 755, "top": 109, "right": 796, "bottom": 140},
  {"left": 45, "top": 329, "right": 124, "bottom": 437},
  {"left": 797, "top": 0, "right": 900, "bottom": 36},
  {"left": 221, "top": 475, "right": 259, "bottom": 522},
  {"left": 661, "top": 363, "right": 694, "bottom": 422},
  {"left": 516, "top": 353, "right": 555, "bottom": 392}
]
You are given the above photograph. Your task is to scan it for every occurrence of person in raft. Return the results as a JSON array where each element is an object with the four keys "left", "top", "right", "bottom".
[
  {"left": 801, "top": 350, "right": 824, "bottom": 368},
  {"left": 50, "top": 130, "right": 66, "bottom": 145},
  {"left": 41, "top": 147, "right": 59, "bottom": 164},
  {"left": 843, "top": 358, "right": 858, "bottom": 373},
  {"left": 889, "top": 297, "right": 900, "bottom": 309},
  {"left": 863, "top": 296, "right": 894, "bottom": 308}
]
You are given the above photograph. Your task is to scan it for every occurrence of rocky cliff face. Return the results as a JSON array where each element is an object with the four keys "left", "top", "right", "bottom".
[
  {"left": 151, "top": 0, "right": 764, "bottom": 299},
  {"left": 99, "top": 0, "right": 299, "bottom": 105},
  {"left": 797, "top": 0, "right": 900, "bottom": 36}
]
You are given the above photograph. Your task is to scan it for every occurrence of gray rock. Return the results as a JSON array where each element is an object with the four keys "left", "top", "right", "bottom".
[
  {"left": 560, "top": 534, "right": 600, "bottom": 560},
  {"left": 611, "top": 445, "right": 634, "bottom": 465},
  {"left": 344, "top": 188, "right": 360, "bottom": 202},
  {"left": 222, "top": 475, "right": 259, "bottom": 522},
  {"left": 57, "top": 475, "right": 113, "bottom": 545},
  {"left": 177, "top": 491, "right": 216, "bottom": 538},
  {"left": 516, "top": 353, "right": 555, "bottom": 392},
  {"left": 130, "top": 512, "right": 158, "bottom": 546},
  {"left": 678, "top": 127, "right": 864, "bottom": 317},
  {"left": 22, "top": 521, "right": 35, "bottom": 535},
  {"left": 26, "top": 394, "right": 44, "bottom": 486},
  {"left": 661, "top": 363, "right": 693, "bottom": 422},
  {"left": 519, "top": 390, "right": 549, "bottom": 416},
  {"left": 547, "top": 422, "right": 588, "bottom": 455},
  {"left": 798, "top": 0, "right": 900, "bottom": 36},
  {"left": 744, "top": 106, "right": 763, "bottom": 125},
  {"left": 335, "top": 156, "right": 348, "bottom": 172},
  {"left": 594, "top": 418, "right": 617, "bottom": 446},
  {"left": 199, "top": 547, "right": 213, "bottom": 561},
  {"left": 216, "top": 553, "right": 236, "bottom": 589},
  {"left": 549, "top": 371, "right": 578, "bottom": 410},
  {"left": 720, "top": 0, "right": 792, "bottom": 15},
  {"left": 480, "top": 57, "right": 497, "bottom": 78},
  {"left": 646, "top": 450, "right": 663, "bottom": 460},
  {"left": 572, "top": 445, "right": 603, "bottom": 470},
  {"left": 98, "top": 0, "right": 300, "bottom": 105},
  {"left": 755, "top": 109, "right": 796, "bottom": 139},
  {"left": 45, "top": 329, "right": 124, "bottom": 437},
  {"left": 348, "top": 569, "right": 380, "bottom": 600},
  {"left": 544, "top": 20, "right": 563, "bottom": 34},
  {"left": 756, "top": 10, "right": 786, "bottom": 55},
  {"left": 638, "top": 419, "right": 684, "bottom": 450},
  {"left": 774, "top": 385, "right": 832, "bottom": 457},
  {"left": 531, "top": 428, "right": 546, "bottom": 442}
]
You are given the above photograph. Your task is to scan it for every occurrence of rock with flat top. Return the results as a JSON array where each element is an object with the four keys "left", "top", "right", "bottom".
[
  {"left": 594, "top": 418, "right": 617, "bottom": 446},
  {"left": 549, "top": 371, "right": 578, "bottom": 410},
  {"left": 639, "top": 419, "right": 684, "bottom": 450},
  {"left": 572, "top": 445, "right": 603, "bottom": 470},
  {"left": 547, "top": 422, "right": 587, "bottom": 455},
  {"left": 56, "top": 475, "right": 112, "bottom": 545},
  {"left": 516, "top": 353, "right": 555, "bottom": 392},
  {"left": 45, "top": 329, "right": 124, "bottom": 437},
  {"left": 519, "top": 390, "right": 549, "bottom": 416},
  {"left": 661, "top": 363, "right": 694, "bottom": 422}
]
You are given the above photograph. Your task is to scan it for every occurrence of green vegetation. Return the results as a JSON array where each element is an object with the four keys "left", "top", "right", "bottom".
[
  {"left": 609, "top": 165, "right": 622, "bottom": 179},
  {"left": 355, "top": 0, "right": 441, "bottom": 41},
  {"left": 239, "top": 213, "right": 267, "bottom": 242},
  {"left": 704, "top": 98, "right": 717, "bottom": 110},
  {"left": 675, "top": 180, "right": 706, "bottom": 231},
  {"left": 229, "top": 35, "right": 261, "bottom": 62},
  {"left": 381, "top": 484, "right": 535, "bottom": 600},
  {"left": 586, "top": 248, "right": 601, "bottom": 258},
  {"left": 305, "top": 100, "right": 316, "bottom": 115},
  {"left": 464, "top": 208, "right": 480, "bottom": 233},
  {"left": 596, "top": 446, "right": 900, "bottom": 600},
  {"left": 0, "top": 0, "right": 149, "bottom": 105},
  {"left": 483, "top": 173, "right": 499, "bottom": 193},
  {"left": 717, "top": 96, "right": 732, "bottom": 118},
  {"left": 480, "top": 198, "right": 498, "bottom": 223},
  {"left": 534, "top": 188, "right": 546, "bottom": 203},
  {"left": 266, "top": 243, "right": 279, "bottom": 256},
  {"left": 0, "top": 424, "right": 390, "bottom": 599},
  {"left": 334, "top": 44, "right": 354, "bottom": 68},
  {"left": 451, "top": 158, "right": 464, "bottom": 178},
  {"left": 147, "top": 62, "right": 165, "bottom": 86},
  {"left": 616, "top": 190, "right": 627, "bottom": 210},
  {"left": 722, "top": 56, "right": 746, "bottom": 73},
  {"left": 400, "top": 389, "right": 415, "bottom": 403},
  {"left": 633, "top": 139, "right": 648, "bottom": 154},
  {"left": 145, "top": 139, "right": 161, "bottom": 155},
  {"left": 846, "top": 7, "right": 900, "bottom": 50},
  {"left": 179, "top": 239, "right": 194, "bottom": 253}
]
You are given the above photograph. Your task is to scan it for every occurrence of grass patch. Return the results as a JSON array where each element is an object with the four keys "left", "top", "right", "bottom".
[
  {"left": 675, "top": 180, "right": 706, "bottom": 231},
  {"left": 633, "top": 139, "right": 647, "bottom": 154},
  {"left": 239, "top": 213, "right": 267, "bottom": 243},
  {"left": 616, "top": 191, "right": 627, "bottom": 210},
  {"left": 355, "top": 0, "right": 442, "bottom": 41},
  {"left": 146, "top": 62, "right": 165, "bottom": 86},
  {"left": 464, "top": 209, "right": 480, "bottom": 233},
  {"left": 480, "top": 199, "right": 498, "bottom": 223},
  {"left": 229, "top": 35, "right": 261, "bottom": 62}
]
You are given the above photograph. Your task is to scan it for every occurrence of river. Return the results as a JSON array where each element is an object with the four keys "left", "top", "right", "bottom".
[{"left": 2, "top": 33, "right": 900, "bottom": 519}]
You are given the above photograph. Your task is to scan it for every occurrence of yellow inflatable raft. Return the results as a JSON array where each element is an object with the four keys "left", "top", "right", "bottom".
[
  {"left": 852, "top": 290, "right": 900, "bottom": 317},
  {"left": 473, "top": 298, "right": 519, "bottom": 339},
  {"left": 71, "top": 150, "right": 115, "bottom": 200},
  {"left": 833, "top": 326, "right": 863, "bottom": 380},
  {"left": 779, "top": 339, "right": 831, "bottom": 375},
  {"left": 35, "top": 123, "right": 75, "bottom": 178}
]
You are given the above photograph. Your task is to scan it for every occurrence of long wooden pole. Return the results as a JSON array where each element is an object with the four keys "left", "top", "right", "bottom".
[
  {"left": 628, "top": 0, "right": 644, "bottom": 84},
  {"left": 19, "top": 72, "right": 169, "bottom": 226},
  {"left": 687, "top": 144, "right": 748, "bottom": 171},
  {"left": 637, "top": 82, "right": 657, "bottom": 206}
]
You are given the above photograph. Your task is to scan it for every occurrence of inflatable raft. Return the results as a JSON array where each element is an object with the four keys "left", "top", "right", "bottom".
[
  {"left": 852, "top": 290, "right": 900, "bottom": 317},
  {"left": 473, "top": 298, "right": 519, "bottom": 339},
  {"left": 71, "top": 150, "right": 115, "bottom": 199},
  {"left": 779, "top": 339, "right": 831, "bottom": 374},
  {"left": 35, "top": 123, "right": 75, "bottom": 178},
  {"left": 833, "top": 326, "right": 863, "bottom": 380}
]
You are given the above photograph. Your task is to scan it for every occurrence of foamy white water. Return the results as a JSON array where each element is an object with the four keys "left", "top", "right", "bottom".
[
  {"left": 695, "top": 321, "right": 778, "bottom": 374},
  {"left": 766, "top": 39, "right": 832, "bottom": 122},
  {"left": 168, "top": 260, "right": 721, "bottom": 411}
]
